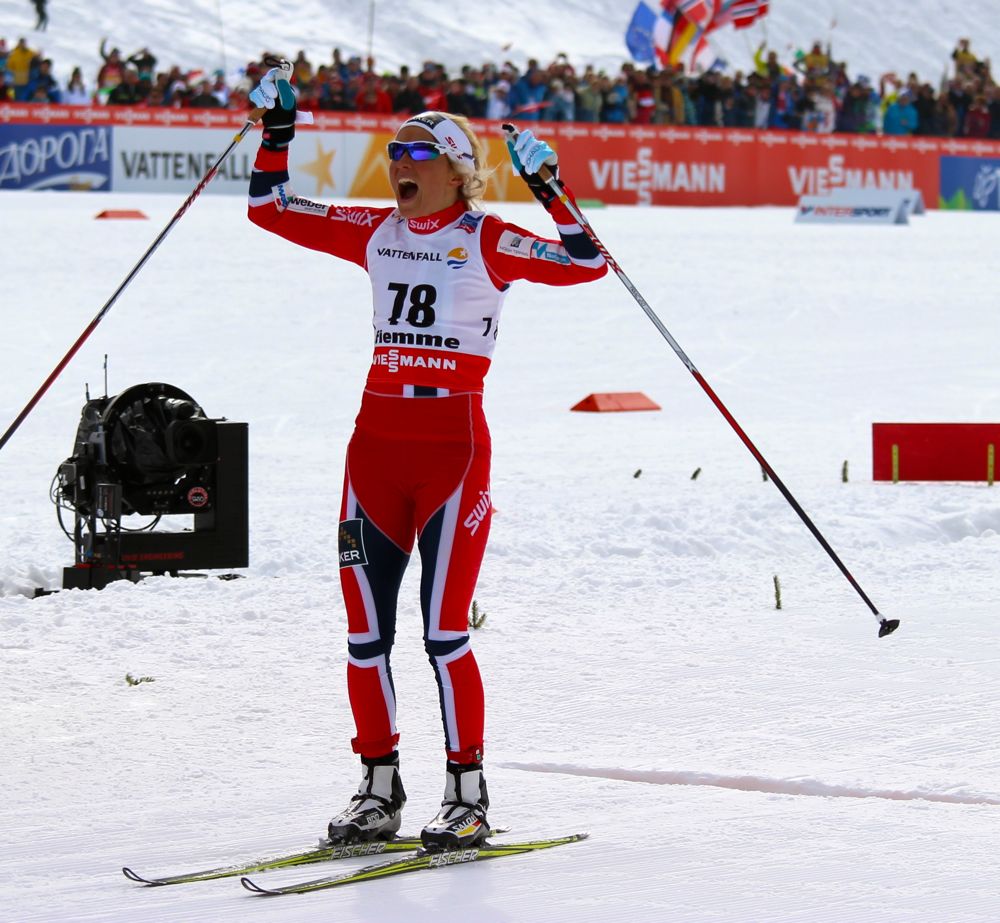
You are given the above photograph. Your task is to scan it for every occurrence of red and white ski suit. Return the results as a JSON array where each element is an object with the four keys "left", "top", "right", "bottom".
[{"left": 249, "top": 143, "right": 607, "bottom": 764}]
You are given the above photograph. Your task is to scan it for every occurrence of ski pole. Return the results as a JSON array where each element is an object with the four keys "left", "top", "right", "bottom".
[
  {"left": 501, "top": 124, "right": 899, "bottom": 639},
  {"left": 0, "top": 66, "right": 286, "bottom": 456}
]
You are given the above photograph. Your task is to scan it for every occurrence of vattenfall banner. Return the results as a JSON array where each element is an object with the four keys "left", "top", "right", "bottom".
[{"left": 3, "top": 105, "right": 1000, "bottom": 208}]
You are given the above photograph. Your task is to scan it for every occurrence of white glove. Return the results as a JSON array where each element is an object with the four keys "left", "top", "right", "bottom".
[{"left": 249, "top": 62, "right": 294, "bottom": 110}]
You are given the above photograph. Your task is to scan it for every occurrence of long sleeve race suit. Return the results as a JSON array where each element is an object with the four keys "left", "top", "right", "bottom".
[{"left": 248, "top": 141, "right": 606, "bottom": 763}]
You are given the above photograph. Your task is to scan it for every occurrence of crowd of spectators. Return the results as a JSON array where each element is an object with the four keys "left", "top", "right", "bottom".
[{"left": 1, "top": 33, "right": 999, "bottom": 139}]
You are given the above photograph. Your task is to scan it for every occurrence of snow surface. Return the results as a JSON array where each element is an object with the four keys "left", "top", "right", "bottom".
[
  {"left": 2, "top": 188, "right": 1000, "bottom": 921},
  {"left": 6, "top": 0, "right": 1000, "bottom": 92}
]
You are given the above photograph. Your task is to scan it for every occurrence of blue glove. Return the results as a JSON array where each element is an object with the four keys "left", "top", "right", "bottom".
[
  {"left": 250, "top": 62, "right": 296, "bottom": 151},
  {"left": 508, "top": 129, "right": 558, "bottom": 176},
  {"left": 506, "top": 129, "right": 559, "bottom": 209}
]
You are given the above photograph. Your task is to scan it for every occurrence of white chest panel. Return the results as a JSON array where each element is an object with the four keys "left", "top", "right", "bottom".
[{"left": 365, "top": 211, "right": 507, "bottom": 363}]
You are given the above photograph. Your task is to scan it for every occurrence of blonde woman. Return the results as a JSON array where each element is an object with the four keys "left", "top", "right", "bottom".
[{"left": 248, "top": 66, "right": 606, "bottom": 850}]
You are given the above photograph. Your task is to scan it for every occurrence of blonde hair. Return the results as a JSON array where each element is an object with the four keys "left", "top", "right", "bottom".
[{"left": 441, "top": 113, "right": 493, "bottom": 210}]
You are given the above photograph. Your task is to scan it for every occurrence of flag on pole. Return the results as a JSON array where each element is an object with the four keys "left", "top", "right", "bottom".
[
  {"left": 669, "top": 0, "right": 769, "bottom": 70},
  {"left": 714, "top": 0, "right": 769, "bottom": 30},
  {"left": 674, "top": 0, "right": 716, "bottom": 30},
  {"left": 666, "top": 16, "right": 700, "bottom": 66},
  {"left": 625, "top": 1, "right": 672, "bottom": 65}
]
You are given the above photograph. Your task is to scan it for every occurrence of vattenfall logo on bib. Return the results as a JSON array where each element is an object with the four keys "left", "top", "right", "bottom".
[{"left": 446, "top": 247, "right": 469, "bottom": 269}]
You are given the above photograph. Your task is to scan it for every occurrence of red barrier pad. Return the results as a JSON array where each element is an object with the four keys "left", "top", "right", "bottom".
[
  {"left": 95, "top": 209, "right": 147, "bottom": 219},
  {"left": 571, "top": 392, "right": 661, "bottom": 413},
  {"left": 872, "top": 423, "right": 999, "bottom": 482}
]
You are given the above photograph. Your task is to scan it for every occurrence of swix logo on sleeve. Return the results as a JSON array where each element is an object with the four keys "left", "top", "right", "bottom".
[
  {"left": 339, "top": 518, "right": 368, "bottom": 568},
  {"left": 496, "top": 229, "right": 534, "bottom": 259},
  {"left": 330, "top": 206, "right": 377, "bottom": 227}
]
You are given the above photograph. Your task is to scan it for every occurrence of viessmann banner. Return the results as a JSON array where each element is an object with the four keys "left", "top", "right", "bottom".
[{"left": 3, "top": 104, "right": 1000, "bottom": 207}]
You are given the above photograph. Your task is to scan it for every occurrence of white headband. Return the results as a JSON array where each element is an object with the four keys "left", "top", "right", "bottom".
[{"left": 399, "top": 112, "right": 476, "bottom": 175}]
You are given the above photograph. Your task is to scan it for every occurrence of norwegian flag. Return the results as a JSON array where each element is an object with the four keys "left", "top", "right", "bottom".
[{"left": 719, "top": 0, "right": 769, "bottom": 30}]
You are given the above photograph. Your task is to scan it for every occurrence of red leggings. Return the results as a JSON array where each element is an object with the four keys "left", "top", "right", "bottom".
[{"left": 338, "top": 389, "right": 492, "bottom": 764}]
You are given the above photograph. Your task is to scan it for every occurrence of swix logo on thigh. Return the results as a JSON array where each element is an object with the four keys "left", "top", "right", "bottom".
[
  {"left": 339, "top": 518, "right": 368, "bottom": 568},
  {"left": 463, "top": 488, "right": 491, "bottom": 536}
]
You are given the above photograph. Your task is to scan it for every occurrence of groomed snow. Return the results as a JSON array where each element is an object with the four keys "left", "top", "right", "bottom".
[{"left": 1, "top": 188, "right": 999, "bottom": 921}]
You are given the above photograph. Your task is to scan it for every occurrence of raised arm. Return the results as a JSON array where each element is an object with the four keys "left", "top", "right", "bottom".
[
  {"left": 246, "top": 64, "right": 391, "bottom": 267},
  {"left": 481, "top": 128, "right": 607, "bottom": 287}
]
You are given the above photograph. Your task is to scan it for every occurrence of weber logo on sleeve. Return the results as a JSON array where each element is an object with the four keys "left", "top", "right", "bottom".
[{"left": 339, "top": 518, "right": 368, "bottom": 568}]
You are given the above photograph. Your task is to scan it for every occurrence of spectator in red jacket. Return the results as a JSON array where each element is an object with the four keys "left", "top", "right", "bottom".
[
  {"left": 631, "top": 70, "right": 655, "bottom": 123},
  {"left": 97, "top": 38, "right": 125, "bottom": 90},
  {"left": 355, "top": 74, "right": 392, "bottom": 113},
  {"left": 420, "top": 72, "right": 447, "bottom": 111},
  {"left": 964, "top": 94, "right": 991, "bottom": 137}
]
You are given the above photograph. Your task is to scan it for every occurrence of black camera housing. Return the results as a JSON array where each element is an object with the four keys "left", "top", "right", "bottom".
[{"left": 56, "top": 383, "right": 248, "bottom": 590}]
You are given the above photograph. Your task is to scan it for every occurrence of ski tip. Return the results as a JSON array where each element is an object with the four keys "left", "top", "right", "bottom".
[
  {"left": 122, "top": 867, "right": 151, "bottom": 884},
  {"left": 241, "top": 876, "right": 278, "bottom": 895},
  {"left": 878, "top": 618, "right": 901, "bottom": 638}
]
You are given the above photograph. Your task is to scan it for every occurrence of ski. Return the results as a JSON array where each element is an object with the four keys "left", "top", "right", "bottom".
[
  {"left": 121, "top": 827, "right": 510, "bottom": 886},
  {"left": 240, "top": 832, "right": 587, "bottom": 896}
]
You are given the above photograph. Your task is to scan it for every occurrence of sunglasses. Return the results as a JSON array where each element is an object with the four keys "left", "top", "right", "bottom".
[{"left": 387, "top": 140, "right": 450, "bottom": 162}]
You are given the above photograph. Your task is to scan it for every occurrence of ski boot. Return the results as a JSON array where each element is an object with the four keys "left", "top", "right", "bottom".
[
  {"left": 327, "top": 752, "right": 407, "bottom": 844},
  {"left": 421, "top": 761, "right": 490, "bottom": 851}
]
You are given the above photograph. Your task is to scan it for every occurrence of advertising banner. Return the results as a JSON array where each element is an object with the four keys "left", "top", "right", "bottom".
[
  {"left": 795, "top": 196, "right": 909, "bottom": 224},
  {"left": 939, "top": 155, "right": 1000, "bottom": 210},
  {"left": 0, "top": 123, "right": 112, "bottom": 191},
  {"left": 113, "top": 127, "right": 254, "bottom": 193},
  {"left": 4, "top": 104, "right": 1000, "bottom": 207}
]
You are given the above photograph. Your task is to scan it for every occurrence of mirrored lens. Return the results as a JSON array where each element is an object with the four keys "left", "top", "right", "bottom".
[{"left": 387, "top": 141, "right": 444, "bottom": 162}]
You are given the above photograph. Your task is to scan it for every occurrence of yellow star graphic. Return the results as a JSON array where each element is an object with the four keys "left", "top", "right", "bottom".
[{"left": 298, "top": 141, "right": 336, "bottom": 196}]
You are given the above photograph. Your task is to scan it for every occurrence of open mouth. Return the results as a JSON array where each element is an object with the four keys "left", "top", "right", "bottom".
[{"left": 397, "top": 178, "right": 419, "bottom": 202}]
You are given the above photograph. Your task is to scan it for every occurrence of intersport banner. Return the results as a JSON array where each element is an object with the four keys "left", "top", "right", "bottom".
[{"left": 4, "top": 104, "right": 1000, "bottom": 207}]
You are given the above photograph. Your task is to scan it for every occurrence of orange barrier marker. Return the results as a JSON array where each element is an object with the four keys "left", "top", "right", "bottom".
[
  {"left": 571, "top": 392, "right": 661, "bottom": 413},
  {"left": 95, "top": 209, "right": 148, "bottom": 219}
]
